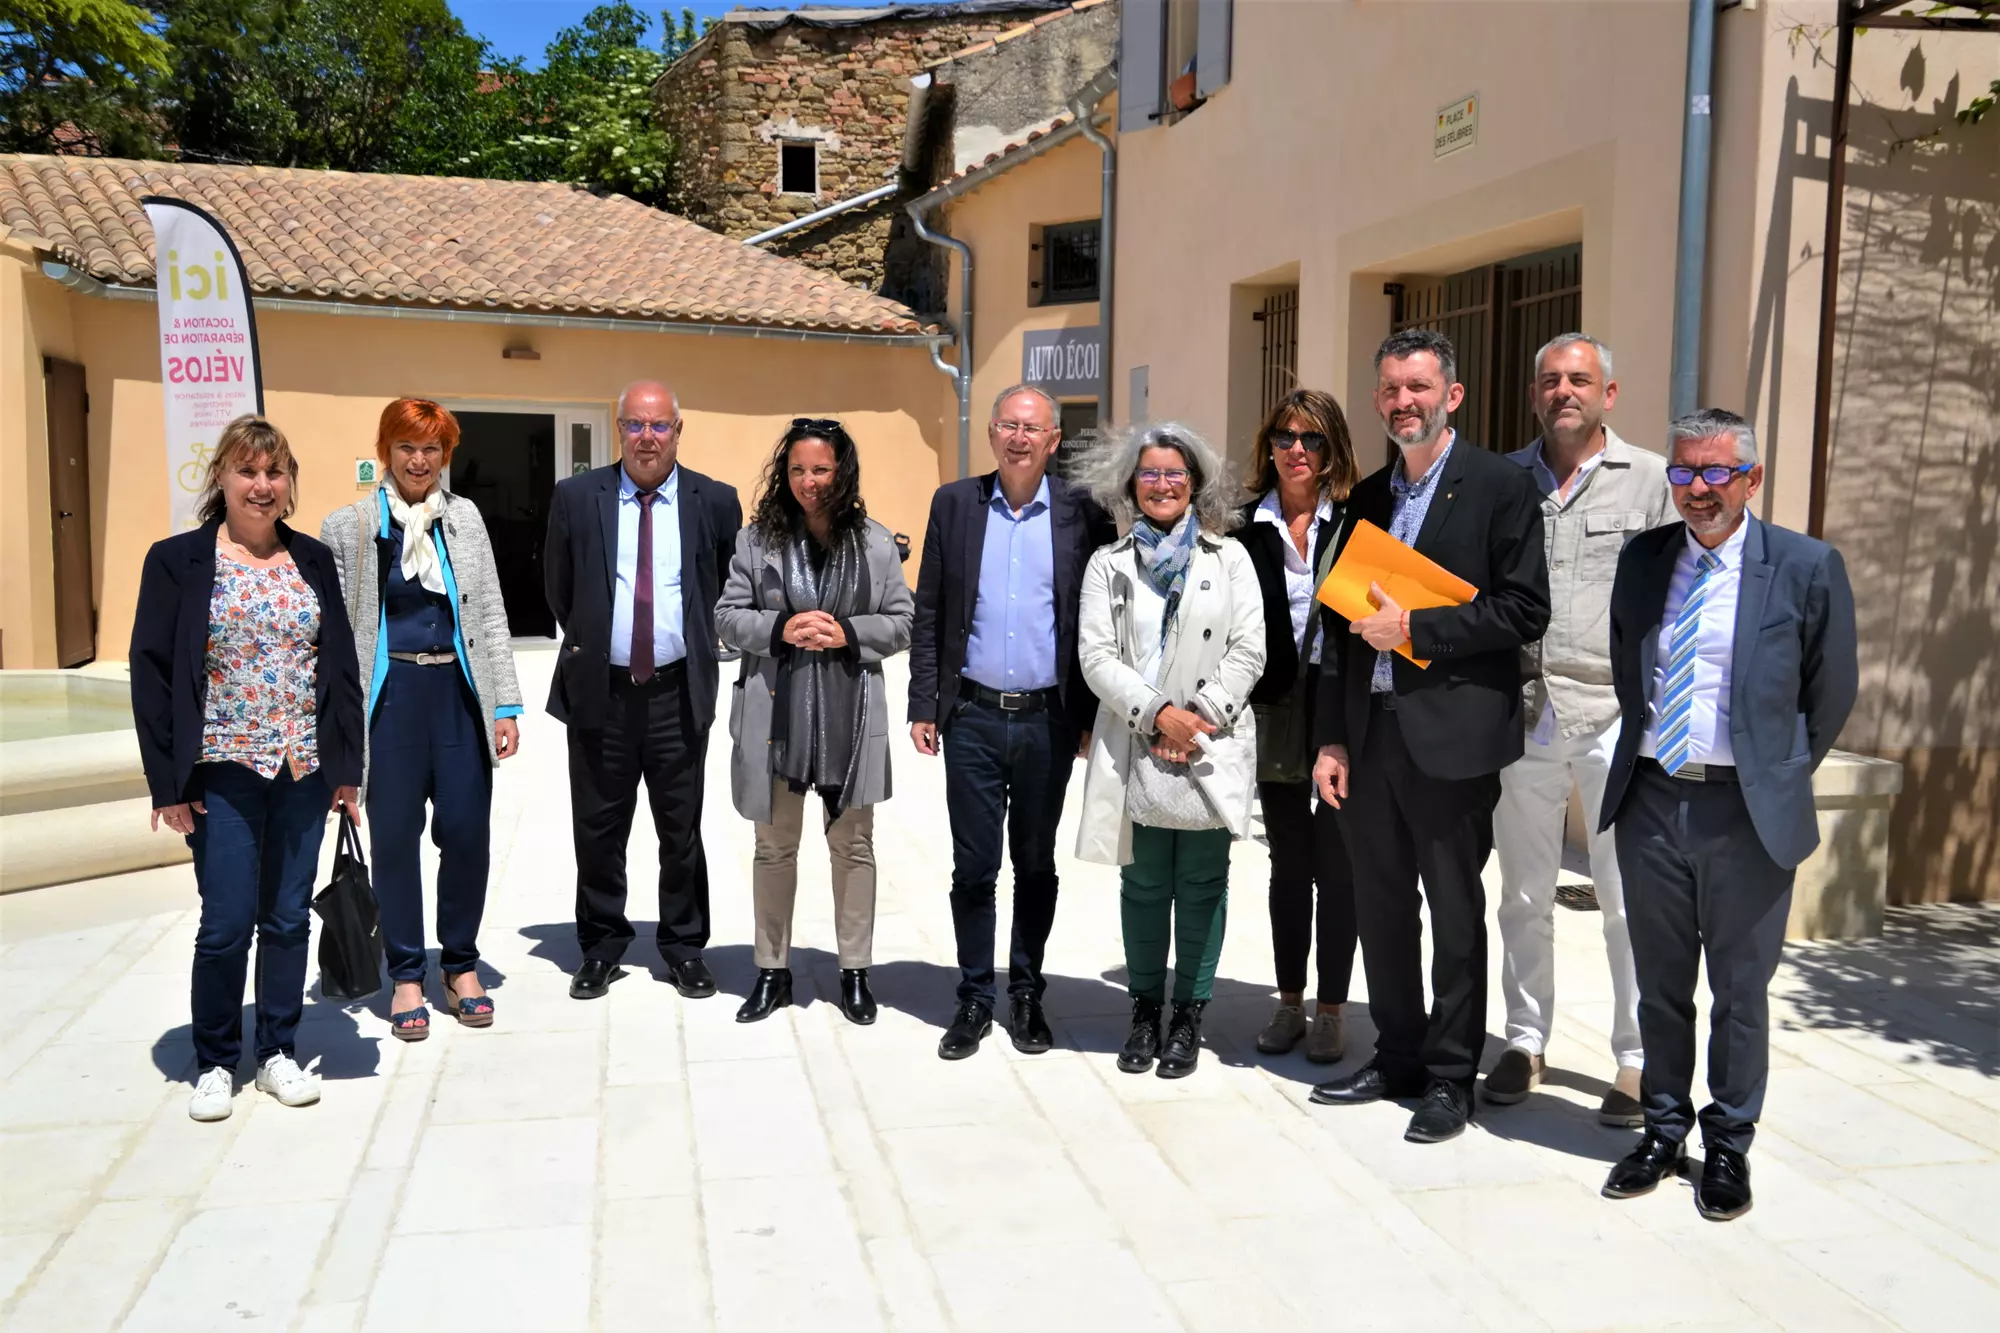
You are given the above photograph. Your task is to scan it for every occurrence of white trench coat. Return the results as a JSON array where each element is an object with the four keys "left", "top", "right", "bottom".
[{"left": 1074, "top": 530, "right": 1267, "bottom": 866}]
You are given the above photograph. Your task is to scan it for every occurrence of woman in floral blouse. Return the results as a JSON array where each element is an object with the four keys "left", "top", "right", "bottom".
[{"left": 130, "top": 415, "right": 364, "bottom": 1123}]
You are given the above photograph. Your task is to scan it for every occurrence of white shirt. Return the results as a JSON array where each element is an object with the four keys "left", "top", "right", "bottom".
[
  {"left": 1251, "top": 489, "right": 1332, "bottom": 665},
  {"left": 1639, "top": 519, "right": 1748, "bottom": 766},
  {"left": 609, "top": 463, "right": 687, "bottom": 670},
  {"left": 1526, "top": 440, "right": 1606, "bottom": 745},
  {"left": 1132, "top": 562, "right": 1170, "bottom": 687}
]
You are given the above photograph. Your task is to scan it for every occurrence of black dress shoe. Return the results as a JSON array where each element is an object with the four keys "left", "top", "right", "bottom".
[
  {"left": 839, "top": 969, "right": 877, "bottom": 1026},
  {"left": 1404, "top": 1079, "right": 1474, "bottom": 1143},
  {"left": 1116, "top": 997, "right": 1163, "bottom": 1074},
  {"left": 735, "top": 968, "right": 792, "bottom": 1023},
  {"left": 1308, "top": 1061, "right": 1427, "bottom": 1106},
  {"left": 1155, "top": 1000, "right": 1207, "bottom": 1079},
  {"left": 1697, "top": 1144, "right": 1754, "bottom": 1220},
  {"left": 568, "top": 959, "right": 626, "bottom": 1000},
  {"left": 1008, "top": 996, "right": 1053, "bottom": 1054},
  {"left": 937, "top": 1000, "right": 993, "bottom": 1061},
  {"left": 664, "top": 957, "right": 717, "bottom": 999},
  {"left": 1602, "top": 1131, "right": 1688, "bottom": 1199}
]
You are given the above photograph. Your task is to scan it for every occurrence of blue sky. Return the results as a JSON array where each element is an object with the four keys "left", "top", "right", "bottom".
[{"left": 447, "top": 1, "right": 780, "bottom": 66}]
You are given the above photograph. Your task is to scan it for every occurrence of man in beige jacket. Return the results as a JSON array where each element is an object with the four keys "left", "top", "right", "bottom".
[{"left": 1486, "top": 335, "right": 1673, "bottom": 1124}]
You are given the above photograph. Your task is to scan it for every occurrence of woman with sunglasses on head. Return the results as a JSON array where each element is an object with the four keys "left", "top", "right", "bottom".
[
  {"left": 1075, "top": 422, "right": 1266, "bottom": 1078},
  {"left": 1233, "top": 390, "right": 1365, "bottom": 1065},
  {"left": 716, "top": 418, "right": 914, "bottom": 1025}
]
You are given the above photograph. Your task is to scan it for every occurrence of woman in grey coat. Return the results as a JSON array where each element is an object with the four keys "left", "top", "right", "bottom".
[
  {"left": 320, "top": 398, "right": 524, "bottom": 1039},
  {"left": 716, "top": 418, "right": 914, "bottom": 1026}
]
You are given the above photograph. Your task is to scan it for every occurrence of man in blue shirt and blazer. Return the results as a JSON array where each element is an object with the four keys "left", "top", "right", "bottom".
[
  {"left": 545, "top": 380, "right": 743, "bottom": 1002},
  {"left": 1598, "top": 408, "right": 1857, "bottom": 1221},
  {"left": 909, "top": 384, "right": 1116, "bottom": 1060}
]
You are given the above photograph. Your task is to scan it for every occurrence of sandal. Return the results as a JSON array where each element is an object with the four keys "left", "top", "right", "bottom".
[
  {"left": 389, "top": 1004, "right": 431, "bottom": 1042},
  {"left": 444, "top": 972, "right": 495, "bottom": 1029}
]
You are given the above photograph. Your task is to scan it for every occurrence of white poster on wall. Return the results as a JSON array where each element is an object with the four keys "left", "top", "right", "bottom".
[{"left": 141, "top": 196, "right": 263, "bottom": 532}]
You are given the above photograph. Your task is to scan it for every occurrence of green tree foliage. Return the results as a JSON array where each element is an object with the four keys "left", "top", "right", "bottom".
[{"left": 0, "top": 0, "right": 171, "bottom": 155}]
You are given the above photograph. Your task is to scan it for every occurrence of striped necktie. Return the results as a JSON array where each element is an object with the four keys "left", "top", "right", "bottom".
[{"left": 1658, "top": 550, "right": 1721, "bottom": 775}]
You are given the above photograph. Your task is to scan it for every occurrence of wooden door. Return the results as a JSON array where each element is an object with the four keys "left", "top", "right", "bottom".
[{"left": 43, "top": 358, "right": 95, "bottom": 666}]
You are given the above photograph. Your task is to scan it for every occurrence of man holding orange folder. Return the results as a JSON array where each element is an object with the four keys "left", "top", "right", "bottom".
[{"left": 1307, "top": 329, "right": 1551, "bottom": 1144}]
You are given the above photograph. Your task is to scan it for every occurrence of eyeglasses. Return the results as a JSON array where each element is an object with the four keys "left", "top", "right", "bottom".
[
  {"left": 791, "top": 417, "right": 844, "bottom": 434},
  {"left": 620, "top": 418, "right": 681, "bottom": 439},
  {"left": 993, "top": 421, "right": 1054, "bottom": 438},
  {"left": 1667, "top": 462, "right": 1754, "bottom": 487},
  {"left": 1135, "top": 468, "right": 1191, "bottom": 487},
  {"left": 1269, "top": 430, "right": 1328, "bottom": 453}
]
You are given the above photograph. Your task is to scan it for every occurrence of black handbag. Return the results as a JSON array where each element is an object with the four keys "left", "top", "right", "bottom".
[{"left": 312, "top": 814, "right": 384, "bottom": 1001}]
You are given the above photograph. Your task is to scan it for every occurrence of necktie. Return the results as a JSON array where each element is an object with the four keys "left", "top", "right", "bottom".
[
  {"left": 1658, "top": 550, "right": 1721, "bottom": 775},
  {"left": 630, "top": 489, "right": 658, "bottom": 684}
]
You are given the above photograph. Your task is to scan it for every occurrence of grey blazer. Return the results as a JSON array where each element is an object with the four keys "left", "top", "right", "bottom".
[
  {"left": 320, "top": 489, "right": 525, "bottom": 789},
  {"left": 1599, "top": 515, "right": 1858, "bottom": 869},
  {"left": 715, "top": 519, "right": 914, "bottom": 825}
]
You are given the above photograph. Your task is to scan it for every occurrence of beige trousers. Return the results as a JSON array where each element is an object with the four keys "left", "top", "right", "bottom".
[{"left": 753, "top": 785, "right": 877, "bottom": 969}]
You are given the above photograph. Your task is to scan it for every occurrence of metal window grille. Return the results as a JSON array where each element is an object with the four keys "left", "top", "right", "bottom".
[
  {"left": 1041, "top": 220, "right": 1101, "bottom": 304},
  {"left": 1390, "top": 244, "right": 1582, "bottom": 454},
  {"left": 1256, "top": 287, "right": 1299, "bottom": 419}
]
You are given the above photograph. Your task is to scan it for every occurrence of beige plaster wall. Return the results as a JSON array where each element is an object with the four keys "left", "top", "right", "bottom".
[
  {"left": 0, "top": 260, "right": 952, "bottom": 668},
  {"left": 0, "top": 243, "right": 80, "bottom": 670},
  {"left": 942, "top": 132, "right": 1106, "bottom": 471}
]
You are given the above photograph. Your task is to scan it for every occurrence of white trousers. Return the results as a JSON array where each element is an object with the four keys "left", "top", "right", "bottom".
[{"left": 1494, "top": 719, "right": 1643, "bottom": 1068}]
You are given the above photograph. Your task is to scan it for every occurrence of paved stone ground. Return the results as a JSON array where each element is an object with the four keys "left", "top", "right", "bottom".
[{"left": 2, "top": 646, "right": 1996, "bottom": 1332}]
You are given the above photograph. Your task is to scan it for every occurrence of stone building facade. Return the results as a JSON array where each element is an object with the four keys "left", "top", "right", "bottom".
[{"left": 653, "top": 2, "right": 1066, "bottom": 294}]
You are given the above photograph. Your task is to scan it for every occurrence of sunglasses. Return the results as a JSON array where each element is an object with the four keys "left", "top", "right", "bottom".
[
  {"left": 1667, "top": 463, "right": 1754, "bottom": 487},
  {"left": 792, "top": 417, "right": 844, "bottom": 435},
  {"left": 1269, "top": 430, "right": 1328, "bottom": 453}
]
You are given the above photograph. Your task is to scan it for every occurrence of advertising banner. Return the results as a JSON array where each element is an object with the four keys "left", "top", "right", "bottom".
[{"left": 141, "top": 196, "right": 263, "bottom": 531}]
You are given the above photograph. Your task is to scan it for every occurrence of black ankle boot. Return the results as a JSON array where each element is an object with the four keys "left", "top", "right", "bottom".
[
  {"left": 1156, "top": 1000, "right": 1206, "bottom": 1079},
  {"left": 735, "top": 968, "right": 792, "bottom": 1023},
  {"left": 1117, "top": 997, "right": 1164, "bottom": 1074},
  {"left": 839, "top": 968, "right": 877, "bottom": 1025}
]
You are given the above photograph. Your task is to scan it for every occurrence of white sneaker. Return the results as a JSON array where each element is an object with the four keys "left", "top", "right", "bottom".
[
  {"left": 254, "top": 1054, "right": 320, "bottom": 1108},
  {"left": 188, "top": 1066, "right": 235, "bottom": 1121}
]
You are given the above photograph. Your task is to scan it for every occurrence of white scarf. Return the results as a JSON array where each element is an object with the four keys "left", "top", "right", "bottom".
[{"left": 383, "top": 486, "right": 448, "bottom": 596}]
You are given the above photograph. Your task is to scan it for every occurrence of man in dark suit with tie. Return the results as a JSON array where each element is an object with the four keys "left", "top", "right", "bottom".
[
  {"left": 1598, "top": 408, "right": 1856, "bottom": 1220},
  {"left": 1309, "top": 329, "right": 1551, "bottom": 1143},
  {"left": 909, "top": 384, "right": 1116, "bottom": 1061},
  {"left": 544, "top": 380, "right": 743, "bottom": 1001}
]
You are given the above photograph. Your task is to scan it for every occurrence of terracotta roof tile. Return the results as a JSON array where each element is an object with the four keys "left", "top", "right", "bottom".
[
  {"left": 0, "top": 155, "right": 931, "bottom": 336},
  {"left": 936, "top": 111, "right": 1079, "bottom": 190}
]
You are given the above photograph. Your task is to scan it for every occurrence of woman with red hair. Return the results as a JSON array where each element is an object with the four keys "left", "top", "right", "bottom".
[{"left": 321, "top": 398, "right": 524, "bottom": 1038}]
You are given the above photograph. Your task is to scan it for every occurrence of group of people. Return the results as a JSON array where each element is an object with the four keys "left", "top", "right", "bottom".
[{"left": 131, "top": 325, "right": 1857, "bottom": 1225}]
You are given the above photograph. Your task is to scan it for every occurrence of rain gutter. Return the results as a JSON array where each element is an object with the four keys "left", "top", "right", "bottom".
[{"left": 743, "top": 180, "right": 900, "bottom": 247}]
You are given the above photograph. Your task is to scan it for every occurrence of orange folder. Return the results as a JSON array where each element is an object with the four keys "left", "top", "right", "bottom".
[{"left": 1315, "top": 520, "right": 1478, "bottom": 668}]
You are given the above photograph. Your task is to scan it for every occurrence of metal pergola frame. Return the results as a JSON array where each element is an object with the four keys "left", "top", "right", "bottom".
[{"left": 1808, "top": 0, "right": 1998, "bottom": 536}]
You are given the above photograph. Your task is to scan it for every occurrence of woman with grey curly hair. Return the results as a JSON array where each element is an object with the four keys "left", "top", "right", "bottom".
[{"left": 1074, "top": 421, "right": 1266, "bottom": 1080}]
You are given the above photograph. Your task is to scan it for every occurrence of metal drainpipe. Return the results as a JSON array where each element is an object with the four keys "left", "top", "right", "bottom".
[
  {"left": 1070, "top": 78, "right": 1117, "bottom": 427},
  {"left": 907, "top": 202, "right": 973, "bottom": 480},
  {"left": 1668, "top": 0, "right": 1718, "bottom": 419}
]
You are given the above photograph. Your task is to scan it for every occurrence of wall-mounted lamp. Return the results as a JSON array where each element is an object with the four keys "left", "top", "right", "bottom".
[{"left": 502, "top": 345, "right": 541, "bottom": 361}]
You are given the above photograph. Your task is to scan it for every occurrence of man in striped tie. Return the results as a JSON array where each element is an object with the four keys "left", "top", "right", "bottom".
[{"left": 1595, "top": 408, "right": 1857, "bottom": 1221}]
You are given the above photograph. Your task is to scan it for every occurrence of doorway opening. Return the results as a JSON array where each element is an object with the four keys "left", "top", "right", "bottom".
[
  {"left": 44, "top": 357, "right": 95, "bottom": 667},
  {"left": 445, "top": 403, "right": 608, "bottom": 639}
]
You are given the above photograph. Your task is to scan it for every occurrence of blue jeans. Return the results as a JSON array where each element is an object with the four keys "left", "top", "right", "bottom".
[
  {"left": 187, "top": 762, "right": 330, "bottom": 1071},
  {"left": 366, "top": 661, "right": 493, "bottom": 983},
  {"left": 942, "top": 697, "right": 1076, "bottom": 1006}
]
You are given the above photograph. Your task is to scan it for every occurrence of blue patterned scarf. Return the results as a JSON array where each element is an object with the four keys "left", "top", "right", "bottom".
[{"left": 1133, "top": 511, "right": 1199, "bottom": 651}]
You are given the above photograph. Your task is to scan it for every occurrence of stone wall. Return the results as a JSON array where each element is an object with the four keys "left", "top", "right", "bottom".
[{"left": 655, "top": 8, "right": 1053, "bottom": 293}]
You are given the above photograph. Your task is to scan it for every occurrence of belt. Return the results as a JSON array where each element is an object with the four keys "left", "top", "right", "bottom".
[
  {"left": 960, "top": 678, "right": 1058, "bottom": 713},
  {"left": 610, "top": 660, "right": 688, "bottom": 687},
  {"left": 1641, "top": 756, "right": 1739, "bottom": 784},
  {"left": 388, "top": 650, "right": 457, "bottom": 666}
]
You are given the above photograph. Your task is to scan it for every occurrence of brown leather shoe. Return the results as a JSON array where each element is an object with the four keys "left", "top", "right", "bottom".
[
  {"left": 1481, "top": 1048, "right": 1543, "bottom": 1105},
  {"left": 1305, "top": 1006, "right": 1346, "bottom": 1064},
  {"left": 1255, "top": 1004, "right": 1307, "bottom": 1055},
  {"left": 1599, "top": 1066, "right": 1645, "bottom": 1127}
]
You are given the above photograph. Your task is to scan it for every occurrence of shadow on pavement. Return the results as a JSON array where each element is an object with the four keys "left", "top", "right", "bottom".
[{"left": 152, "top": 998, "right": 384, "bottom": 1083}]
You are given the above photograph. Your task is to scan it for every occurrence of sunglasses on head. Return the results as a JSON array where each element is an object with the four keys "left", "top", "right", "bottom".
[
  {"left": 1269, "top": 429, "right": 1328, "bottom": 453},
  {"left": 792, "top": 417, "right": 844, "bottom": 435},
  {"left": 1667, "top": 462, "right": 1754, "bottom": 487}
]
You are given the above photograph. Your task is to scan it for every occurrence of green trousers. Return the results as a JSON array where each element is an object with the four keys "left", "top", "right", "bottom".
[{"left": 1121, "top": 824, "right": 1232, "bottom": 1003}]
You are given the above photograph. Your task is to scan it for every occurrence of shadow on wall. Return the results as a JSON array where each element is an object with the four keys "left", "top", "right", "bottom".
[
  {"left": 1750, "top": 63, "right": 2000, "bottom": 904},
  {"left": 1773, "top": 903, "right": 2000, "bottom": 1077}
]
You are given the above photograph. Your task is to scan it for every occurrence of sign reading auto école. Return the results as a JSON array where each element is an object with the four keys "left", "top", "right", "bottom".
[
  {"left": 1435, "top": 93, "right": 1478, "bottom": 159},
  {"left": 1021, "top": 326, "right": 1102, "bottom": 398}
]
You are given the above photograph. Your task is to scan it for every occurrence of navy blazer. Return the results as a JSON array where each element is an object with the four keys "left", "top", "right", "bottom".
[
  {"left": 543, "top": 461, "right": 743, "bottom": 733},
  {"left": 128, "top": 521, "right": 365, "bottom": 807},
  {"left": 1314, "top": 441, "right": 1551, "bottom": 780},
  {"left": 908, "top": 470, "right": 1116, "bottom": 736},
  {"left": 1598, "top": 516, "right": 1859, "bottom": 869}
]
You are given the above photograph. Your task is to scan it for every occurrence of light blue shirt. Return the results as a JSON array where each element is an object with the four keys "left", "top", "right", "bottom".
[
  {"left": 1372, "top": 434, "right": 1455, "bottom": 694},
  {"left": 964, "top": 475, "right": 1058, "bottom": 692},
  {"left": 609, "top": 463, "right": 686, "bottom": 670}
]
